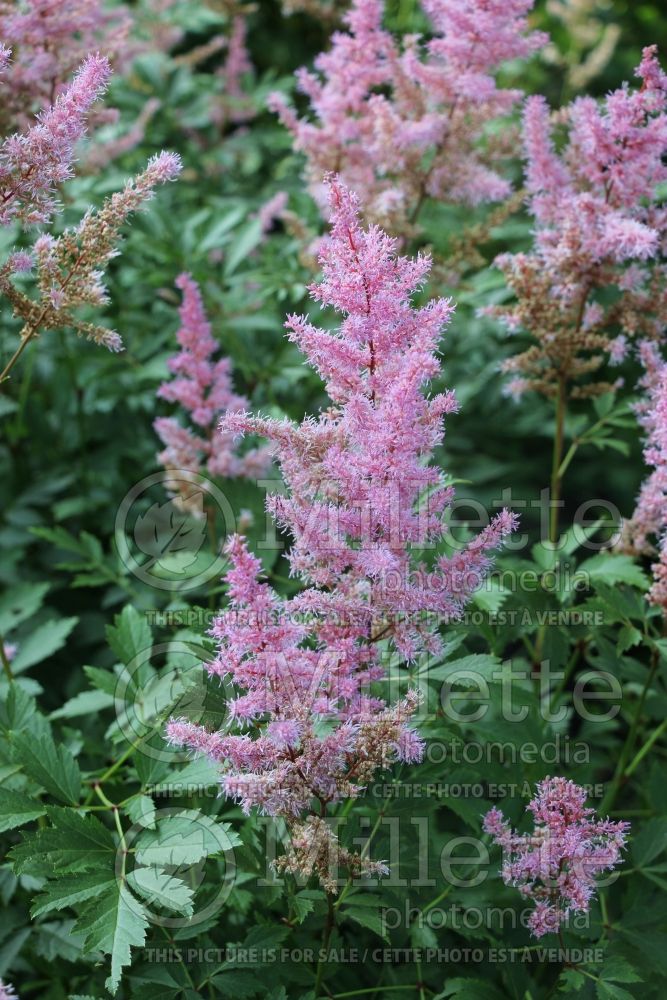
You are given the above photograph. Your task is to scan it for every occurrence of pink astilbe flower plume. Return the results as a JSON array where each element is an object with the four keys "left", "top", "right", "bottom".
[
  {"left": 0, "top": 0, "right": 132, "bottom": 135},
  {"left": 618, "top": 342, "right": 667, "bottom": 611},
  {"left": 155, "top": 273, "right": 272, "bottom": 504},
  {"left": 218, "top": 14, "right": 254, "bottom": 125},
  {"left": 270, "top": 0, "right": 546, "bottom": 235},
  {"left": 484, "top": 778, "right": 629, "bottom": 938},
  {"left": 489, "top": 47, "right": 667, "bottom": 400},
  {"left": 167, "top": 177, "right": 516, "bottom": 889},
  {"left": 0, "top": 980, "right": 17, "bottom": 1000},
  {"left": 0, "top": 149, "right": 181, "bottom": 369},
  {"left": 0, "top": 53, "right": 111, "bottom": 226}
]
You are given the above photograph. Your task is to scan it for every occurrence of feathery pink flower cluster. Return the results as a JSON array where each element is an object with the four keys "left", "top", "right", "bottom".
[
  {"left": 216, "top": 14, "right": 255, "bottom": 126},
  {"left": 167, "top": 177, "right": 515, "bottom": 887},
  {"left": 0, "top": 150, "right": 181, "bottom": 359},
  {"left": 0, "top": 0, "right": 132, "bottom": 134},
  {"left": 0, "top": 980, "right": 17, "bottom": 1000},
  {"left": 488, "top": 47, "right": 667, "bottom": 400},
  {"left": 484, "top": 778, "right": 629, "bottom": 938},
  {"left": 0, "top": 53, "right": 111, "bottom": 226},
  {"left": 155, "top": 273, "right": 272, "bottom": 500},
  {"left": 270, "top": 0, "right": 546, "bottom": 234},
  {"left": 618, "top": 342, "right": 667, "bottom": 610},
  {"left": 0, "top": 49, "right": 181, "bottom": 371}
]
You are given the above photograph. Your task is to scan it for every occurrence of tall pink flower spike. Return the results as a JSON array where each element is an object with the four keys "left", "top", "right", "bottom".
[
  {"left": 167, "top": 176, "right": 516, "bottom": 889},
  {"left": 155, "top": 273, "right": 272, "bottom": 498}
]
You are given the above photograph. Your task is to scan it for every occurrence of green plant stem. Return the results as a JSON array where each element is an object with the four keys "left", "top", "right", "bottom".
[
  {"left": 83, "top": 731, "right": 153, "bottom": 805},
  {"left": 600, "top": 650, "right": 659, "bottom": 813},
  {"left": 327, "top": 989, "right": 428, "bottom": 999},
  {"left": 93, "top": 783, "right": 127, "bottom": 876},
  {"left": 625, "top": 717, "right": 667, "bottom": 778},
  {"left": 0, "top": 322, "right": 38, "bottom": 384},
  {"left": 549, "top": 641, "right": 585, "bottom": 716},
  {"left": 420, "top": 837, "right": 490, "bottom": 917},
  {"left": 7, "top": 346, "right": 36, "bottom": 444},
  {"left": 314, "top": 892, "right": 337, "bottom": 998},
  {"left": 550, "top": 375, "right": 567, "bottom": 546},
  {"left": 159, "top": 925, "right": 197, "bottom": 992}
]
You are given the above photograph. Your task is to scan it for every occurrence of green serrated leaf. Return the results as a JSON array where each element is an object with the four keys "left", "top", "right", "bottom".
[
  {"left": 596, "top": 983, "right": 636, "bottom": 1000},
  {"left": 10, "top": 617, "right": 79, "bottom": 674},
  {"left": 225, "top": 217, "right": 263, "bottom": 276},
  {"left": 124, "top": 794, "right": 157, "bottom": 829},
  {"left": 341, "top": 905, "right": 388, "bottom": 941},
  {"left": 292, "top": 892, "right": 314, "bottom": 924},
  {"left": 127, "top": 867, "right": 194, "bottom": 915},
  {"left": 134, "top": 810, "right": 240, "bottom": 867},
  {"left": 50, "top": 689, "right": 114, "bottom": 720},
  {"left": 428, "top": 653, "right": 500, "bottom": 682},
  {"left": 0, "top": 787, "right": 46, "bottom": 832},
  {"left": 632, "top": 817, "right": 667, "bottom": 867},
  {"left": 35, "top": 919, "right": 86, "bottom": 962},
  {"left": 12, "top": 732, "right": 81, "bottom": 805},
  {"left": 0, "top": 582, "right": 49, "bottom": 634},
  {"left": 578, "top": 554, "right": 649, "bottom": 591},
  {"left": 0, "top": 685, "right": 36, "bottom": 732},
  {"left": 75, "top": 881, "right": 148, "bottom": 994},
  {"left": 31, "top": 870, "right": 114, "bottom": 917},
  {"left": 83, "top": 664, "right": 119, "bottom": 696},
  {"left": 11, "top": 806, "right": 115, "bottom": 874},
  {"left": 600, "top": 955, "right": 643, "bottom": 984},
  {"left": 106, "top": 606, "right": 152, "bottom": 665},
  {"left": 616, "top": 625, "right": 642, "bottom": 655}
]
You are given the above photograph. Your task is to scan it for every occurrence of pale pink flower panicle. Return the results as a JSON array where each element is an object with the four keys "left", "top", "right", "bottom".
[
  {"left": 0, "top": 0, "right": 132, "bottom": 134},
  {"left": 484, "top": 778, "right": 629, "bottom": 938},
  {"left": 492, "top": 48, "right": 667, "bottom": 400},
  {"left": 619, "top": 342, "right": 667, "bottom": 610},
  {"left": 0, "top": 150, "right": 181, "bottom": 355},
  {"left": 168, "top": 177, "right": 516, "bottom": 887},
  {"left": 224, "top": 177, "right": 517, "bottom": 655},
  {"left": 220, "top": 15, "right": 254, "bottom": 124},
  {"left": 154, "top": 273, "right": 272, "bottom": 499},
  {"left": 0, "top": 979, "right": 17, "bottom": 1000},
  {"left": 271, "top": 0, "right": 546, "bottom": 234},
  {"left": 0, "top": 53, "right": 111, "bottom": 226}
]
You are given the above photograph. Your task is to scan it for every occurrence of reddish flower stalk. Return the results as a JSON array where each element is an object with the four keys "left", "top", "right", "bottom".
[{"left": 0, "top": 149, "right": 181, "bottom": 379}]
